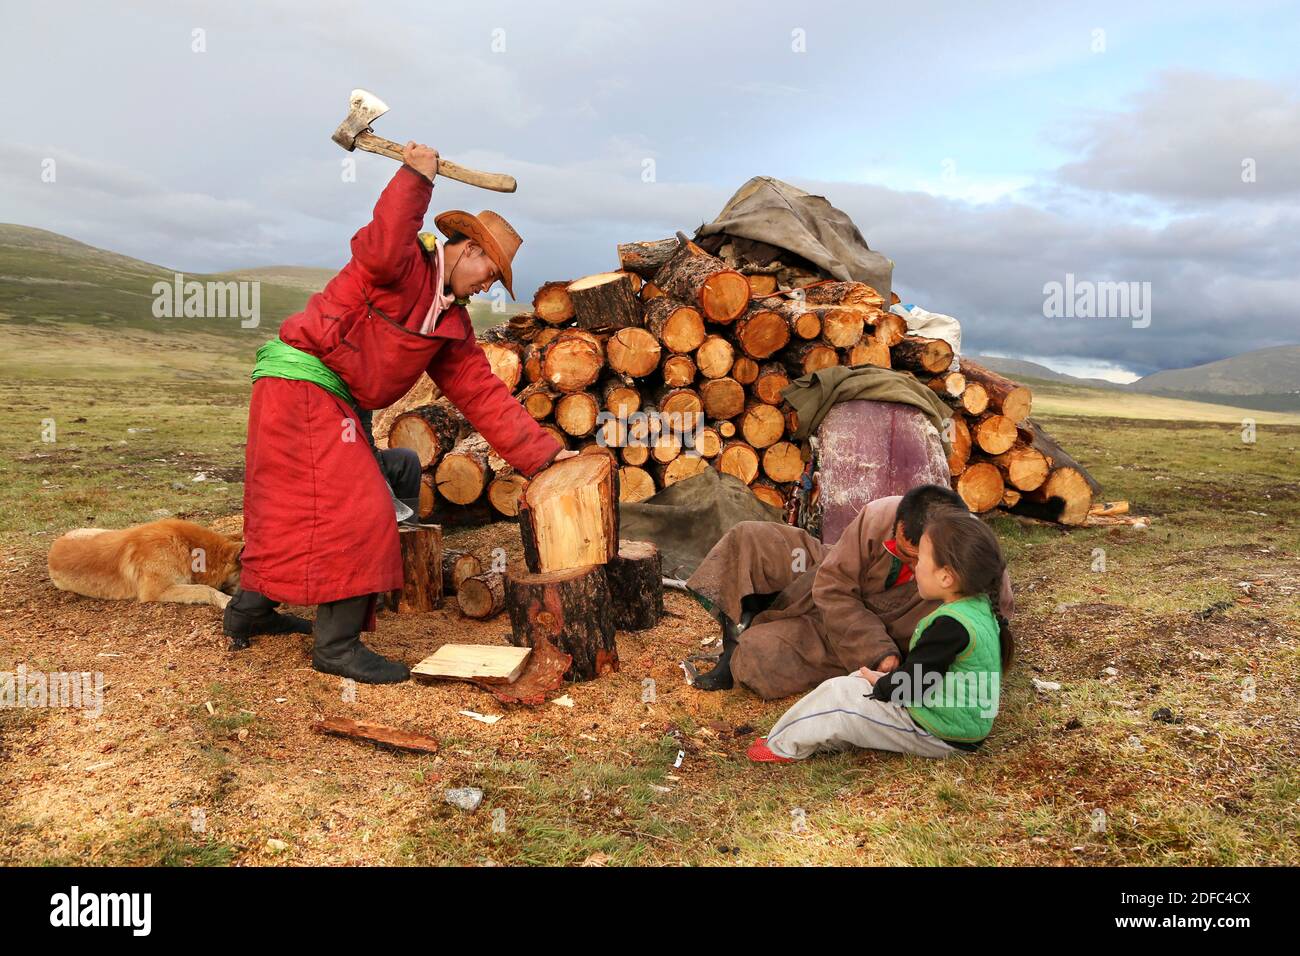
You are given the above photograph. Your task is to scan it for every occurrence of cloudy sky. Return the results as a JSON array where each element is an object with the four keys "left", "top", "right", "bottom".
[{"left": 3, "top": 0, "right": 1298, "bottom": 379}]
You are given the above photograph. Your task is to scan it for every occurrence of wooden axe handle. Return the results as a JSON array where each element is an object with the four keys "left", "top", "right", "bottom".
[{"left": 353, "top": 131, "right": 517, "bottom": 193}]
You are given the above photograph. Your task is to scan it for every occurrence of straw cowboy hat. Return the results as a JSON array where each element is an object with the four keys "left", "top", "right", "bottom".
[{"left": 433, "top": 209, "right": 522, "bottom": 299}]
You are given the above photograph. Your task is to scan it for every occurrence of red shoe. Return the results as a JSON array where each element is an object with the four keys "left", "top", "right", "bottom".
[{"left": 747, "top": 737, "right": 794, "bottom": 763}]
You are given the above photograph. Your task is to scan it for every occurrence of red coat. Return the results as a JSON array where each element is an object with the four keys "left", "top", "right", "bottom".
[{"left": 240, "top": 165, "right": 560, "bottom": 606}]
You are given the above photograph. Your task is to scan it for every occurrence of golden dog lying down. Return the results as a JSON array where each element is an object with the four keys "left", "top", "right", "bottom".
[{"left": 48, "top": 518, "right": 242, "bottom": 610}]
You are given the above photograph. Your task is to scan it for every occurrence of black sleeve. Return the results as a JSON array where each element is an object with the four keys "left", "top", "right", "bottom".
[{"left": 870, "top": 615, "right": 969, "bottom": 704}]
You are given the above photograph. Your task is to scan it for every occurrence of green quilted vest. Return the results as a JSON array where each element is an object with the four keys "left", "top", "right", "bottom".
[{"left": 905, "top": 594, "right": 1003, "bottom": 743}]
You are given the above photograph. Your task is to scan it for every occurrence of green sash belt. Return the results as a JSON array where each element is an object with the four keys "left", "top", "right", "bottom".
[{"left": 250, "top": 338, "right": 356, "bottom": 406}]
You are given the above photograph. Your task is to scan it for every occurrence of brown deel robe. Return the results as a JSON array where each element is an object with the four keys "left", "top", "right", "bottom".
[{"left": 686, "top": 495, "right": 1015, "bottom": 700}]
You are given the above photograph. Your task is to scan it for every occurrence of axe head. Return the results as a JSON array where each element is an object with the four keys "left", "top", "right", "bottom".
[{"left": 331, "top": 88, "right": 389, "bottom": 151}]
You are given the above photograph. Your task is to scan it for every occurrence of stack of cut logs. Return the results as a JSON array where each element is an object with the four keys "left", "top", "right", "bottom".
[{"left": 380, "top": 232, "right": 1096, "bottom": 527}]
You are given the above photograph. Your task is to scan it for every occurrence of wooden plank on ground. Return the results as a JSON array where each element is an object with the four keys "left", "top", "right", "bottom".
[
  {"left": 411, "top": 644, "right": 532, "bottom": 684},
  {"left": 310, "top": 717, "right": 440, "bottom": 754}
]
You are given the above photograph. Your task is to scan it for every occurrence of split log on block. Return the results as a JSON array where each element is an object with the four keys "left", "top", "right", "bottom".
[
  {"left": 533, "top": 280, "right": 575, "bottom": 325},
  {"left": 442, "top": 548, "right": 484, "bottom": 595},
  {"left": 479, "top": 340, "right": 523, "bottom": 391},
  {"left": 387, "top": 401, "right": 468, "bottom": 468},
  {"left": 956, "top": 381, "right": 989, "bottom": 416},
  {"left": 606, "top": 540, "right": 664, "bottom": 630},
  {"left": 656, "top": 453, "right": 709, "bottom": 487},
  {"left": 802, "top": 281, "right": 885, "bottom": 309},
  {"left": 412, "top": 643, "right": 529, "bottom": 684},
  {"left": 384, "top": 523, "right": 444, "bottom": 613},
  {"left": 892, "top": 336, "right": 954, "bottom": 375},
  {"left": 555, "top": 391, "right": 601, "bottom": 437},
  {"left": 753, "top": 363, "right": 791, "bottom": 405},
  {"left": 311, "top": 717, "right": 439, "bottom": 754},
  {"left": 740, "top": 398, "right": 786, "bottom": 449},
  {"left": 373, "top": 373, "right": 440, "bottom": 450},
  {"left": 640, "top": 281, "right": 664, "bottom": 301},
  {"left": 959, "top": 359, "right": 1033, "bottom": 422},
  {"left": 541, "top": 332, "right": 604, "bottom": 393},
  {"left": 926, "top": 371, "right": 967, "bottom": 398},
  {"left": 870, "top": 311, "right": 908, "bottom": 347},
  {"left": 734, "top": 305, "right": 793, "bottom": 359},
  {"left": 991, "top": 440, "right": 1051, "bottom": 492},
  {"left": 762, "top": 440, "right": 804, "bottom": 483},
  {"left": 973, "top": 414, "right": 1019, "bottom": 456},
  {"left": 488, "top": 469, "right": 527, "bottom": 517},
  {"left": 518, "top": 382, "right": 558, "bottom": 420},
  {"left": 691, "top": 425, "right": 724, "bottom": 459},
  {"left": 457, "top": 571, "right": 506, "bottom": 620},
  {"left": 947, "top": 414, "right": 972, "bottom": 477},
  {"left": 955, "top": 461, "right": 1005, "bottom": 514},
  {"left": 661, "top": 353, "right": 698, "bottom": 388},
  {"left": 1020, "top": 467, "right": 1094, "bottom": 526},
  {"left": 605, "top": 326, "right": 661, "bottom": 377},
  {"left": 846, "top": 336, "right": 891, "bottom": 369},
  {"left": 652, "top": 239, "right": 751, "bottom": 324},
  {"left": 505, "top": 565, "right": 619, "bottom": 681},
  {"left": 644, "top": 297, "right": 706, "bottom": 353},
  {"left": 418, "top": 473, "right": 437, "bottom": 520},
  {"left": 600, "top": 378, "right": 642, "bottom": 416},
  {"left": 435, "top": 432, "right": 492, "bottom": 505},
  {"left": 784, "top": 341, "right": 839, "bottom": 377},
  {"left": 746, "top": 273, "right": 779, "bottom": 296},
  {"left": 617, "top": 237, "right": 680, "bottom": 279},
  {"left": 695, "top": 334, "right": 736, "bottom": 379},
  {"left": 816, "top": 307, "right": 866, "bottom": 348},
  {"left": 750, "top": 476, "right": 788, "bottom": 510},
  {"left": 567, "top": 271, "right": 643, "bottom": 331},
  {"left": 517, "top": 450, "right": 620, "bottom": 573},
  {"left": 716, "top": 439, "right": 760, "bottom": 484},
  {"left": 618, "top": 465, "right": 656, "bottom": 501},
  {"left": 730, "top": 356, "right": 759, "bottom": 385},
  {"left": 699, "top": 376, "right": 745, "bottom": 420}
]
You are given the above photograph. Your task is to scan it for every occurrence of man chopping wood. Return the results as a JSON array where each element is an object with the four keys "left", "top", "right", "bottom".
[
  {"left": 224, "top": 143, "right": 576, "bottom": 683},
  {"left": 686, "top": 484, "right": 1014, "bottom": 699}
]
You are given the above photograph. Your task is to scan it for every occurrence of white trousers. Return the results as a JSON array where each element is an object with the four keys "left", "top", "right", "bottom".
[{"left": 766, "top": 674, "right": 961, "bottom": 760}]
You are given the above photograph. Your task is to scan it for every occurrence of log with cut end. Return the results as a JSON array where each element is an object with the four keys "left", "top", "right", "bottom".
[
  {"left": 479, "top": 339, "right": 523, "bottom": 391},
  {"left": 956, "top": 462, "right": 1005, "bottom": 514},
  {"left": 618, "top": 465, "right": 656, "bottom": 501},
  {"left": 457, "top": 571, "right": 506, "bottom": 620},
  {"left": 959, "top": 358, "right": 1033, "bottom": 422},
  {"left": 567, "top": 271, "right": 643, "bottom": 331},
  {"left": 734, "top": 305, "right": 793, "bottom": 359},
  {"left": 418, "top": 472, "right": 437, "bottom": 520},
  {"left": 730, "top": 356, "right": 759, "bottom": 384},
  {"left": 600, "top": 377, "right": 642, "bottom": 416},
  {"left": 758, "top": 297, "right": 821, "bottom": 339},
  {"left": 1021, "top": 467, "right": 1094, "bottom": 526},
  {"left": 802, "top": 281, "right": 884, "bottom": 309},
  {"left": 784, "top": 341, "right": 839, "bottom": 377},
  {"left": 991, "top": 440, "right": 1050, "bottom": 491},
  {"left": 746, "top": 273, "right": 778, "bottom": 296},
  {"left": 605, "top": 326, "right": 661, "bottom": 377},
  {"left": 816, "top": 307, "right": 866, "bottom": 349},
  {"left": 691, "top": 425, "right": 724, "bottom": 459},
  {"left": 846, "top": 336, "right": 891, "bottom": 369},
  {"left": 716, "top": 439, "right": 760, "bottom": 484},
  {"left": 698, "top": 376, "right": 745, "bottom": 420},
  {"left": 926, "top": 371, "right": 966, "bottom": 398},
  {"left": 518, "top": 382, "right": 558, "bottom": 420},
  {"left": 762, "top": 440, "right": 804, "bottom": 483},
  {"left": 387, "top": 402, "right": 468, "bottom": 468},
  {"left": 517, "top": 450, "right": 620, "bottom": 573},
  {"left": 605, "top": 539, "right": 663, "bottom": 630},
  {"left": 644, "top": 296, "right": 706, "bottom": 353},
  {"left": 652, "top": 240, "right": 750, "bottom": 324},
  {"left": 946, "top": 414, "right": 972, "bottom": 477},
  {"left": 892, "top": 336, "right": 954, "bottom": 375},
  {"left": 435, "top": 432, "right": 491, "bottom": 505},
  {"left": 973, "top": 414, "right": 1018, "bottom": 456},
  {"left": 661, "top": 353, "right": 697, "bottom": 388},
  {"left": 383, "top": 523, "right": 443, "bottom": 613},
  {"left": 533, "top": 280, "right": 575, "bottom": 325},
  {"left": 740, "top": 398, "right": 786, "bottom": 449},
  {"left": 555, "top": 391, "right": 600, "bottom": 437},
  {"left": 957, "top": 381, "right": 989, "bottom": 416},
  {"left": 750, "top": 476, "right": 788, "bottom": 510},
  {"left": 505, "top": 565, "right": 619, "bottom": 681},
  {"left": 655, "top": 452, "right": 709, "bottom": 488},
  {"left": 373, "top": 373, "right": 440, "bottom": 450},
  {"left": 869, "top": 311, "right": 907, "bottom": 347},
  {"left": 487, "top": 469, "right": 527, "bottom": 516},
  {"left": 541, "top": 331, "right": 604, "bottom": 393},
  {"left": 442, "top": 548, "right": 483, "bottom": 595},
  {"left": 753, "top": 363, "right": 791, "bottom": 405},
  {"left": 655, "top": 385, "right": 703, "bottom": 423},
  {"left": 695, "top": 334, "right": 736, "bottom": 379},
  {"left": 617, "top": 238, "right": 680, "bottom": 279}
]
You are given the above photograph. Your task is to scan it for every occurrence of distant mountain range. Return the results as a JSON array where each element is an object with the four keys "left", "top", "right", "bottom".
[{"left": 972, "top": 349, "right": 1300, "bottom": 413}]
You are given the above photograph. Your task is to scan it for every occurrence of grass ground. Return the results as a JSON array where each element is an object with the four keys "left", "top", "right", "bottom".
[{"left": 1, "top": 325, "right": 1296, "bottom": 866}]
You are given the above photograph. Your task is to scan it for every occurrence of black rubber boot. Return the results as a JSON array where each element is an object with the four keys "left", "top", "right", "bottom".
[
  {"left": 311, "top": 595, "right": 409, "bottom": 684},
  {"left": 223, "top": 588, "right": 313, "bottom": 651},
  {"left": 694, "top": 616, "right": 739, "bottom": 691}
]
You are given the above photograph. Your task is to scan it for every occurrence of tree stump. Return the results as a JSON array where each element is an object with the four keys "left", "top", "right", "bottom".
[
  {"left": 517, "top": 450, "right": 620, "bottom": 573},
  {"left": 457, "top": 571, "right": 506, "bottom": 620},
  {"left": 505, "top": 565, "right": 619, "bottom": 681},
  {"left": 384, "top": 523, "right": 443, "bottom": 613},
  {"left": 606, "top": 540, "right": 663, "bottom": 631}
]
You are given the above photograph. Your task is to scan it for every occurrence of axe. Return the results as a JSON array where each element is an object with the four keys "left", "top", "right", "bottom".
[{"left": 331, "top": 88, "right": 517, "bottom": 193}]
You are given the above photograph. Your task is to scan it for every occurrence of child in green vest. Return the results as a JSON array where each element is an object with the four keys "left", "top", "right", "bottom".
[{"left": 750, "top": 508, "right": 1013, "bottom": 762}]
